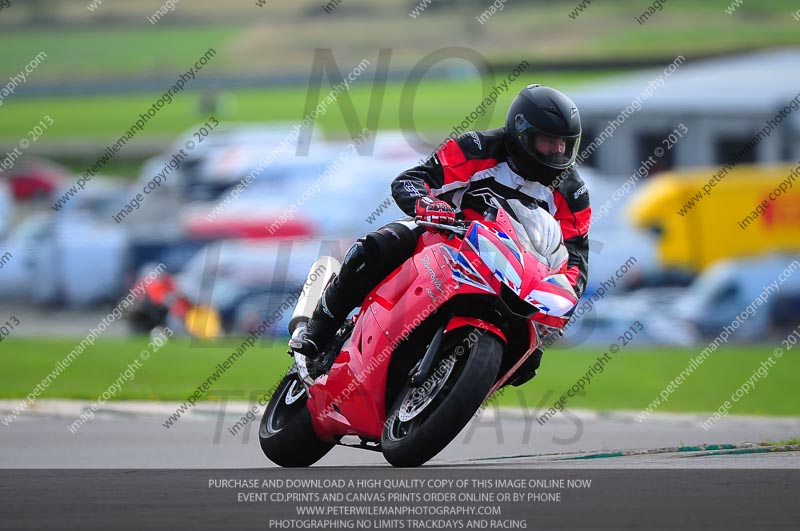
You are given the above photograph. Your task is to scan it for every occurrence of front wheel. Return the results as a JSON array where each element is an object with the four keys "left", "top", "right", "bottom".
[
  {"left": 381, "top": 328, "right": 503, "bottom": 467},
  {"left": 259, "top": 373, "right": 334, "bottom": 467}
]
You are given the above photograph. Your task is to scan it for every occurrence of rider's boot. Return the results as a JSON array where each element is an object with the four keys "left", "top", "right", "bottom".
[
  {"left": 288, "top": 274, "right": 352, "bottom": 379},
  {"left": 288, "top": 238, "right": 373, "bottom": 375},
  {"left": 289, "top": 277, "right": 346, "bottom": 360}
]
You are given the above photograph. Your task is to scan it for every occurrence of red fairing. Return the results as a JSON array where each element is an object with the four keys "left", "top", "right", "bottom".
[
  {"left": 305, "top": 205, "right": 578, "bottom": 443},
  {"left": 307, "top": 244, "right": 462, "bottom": 440},
  {"left": 444, "top": 316, "right": 506, "bottom": 343},
  {"left": 306, "top": 310, "right": 393, "bottom": 440}
]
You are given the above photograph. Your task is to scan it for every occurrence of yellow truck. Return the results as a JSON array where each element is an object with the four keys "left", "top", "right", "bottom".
[{"left": 626, "top": 163, "right": 800, "bottom": 272}]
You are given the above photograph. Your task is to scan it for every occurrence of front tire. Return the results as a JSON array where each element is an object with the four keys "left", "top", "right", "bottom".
[
  {"left": 259, "top": 374, "right": 334, "bottom": 467},
  {"left": 381, "top": 328, "right": 503, "bottom": 467}
]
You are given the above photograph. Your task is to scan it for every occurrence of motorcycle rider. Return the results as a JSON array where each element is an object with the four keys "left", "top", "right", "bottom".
[{"left": 291, "top": 84, "right": 591, "bottom": 386}]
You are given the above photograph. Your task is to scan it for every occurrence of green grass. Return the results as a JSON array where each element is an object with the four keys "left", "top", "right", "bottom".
[
  {"left": 3, "top": 71, "right": 617, "bottom": 179},
  {"left": 521, "top": 344, "right": 797, "bottom": 416},
  {"left": 1, "top": 338, "right": 796, "bottom": 417},
  {"left": 0, "top": 337, "right": 292, "bottom": 402},
  {"left": 1, "top": 0, "right": 798, "bottom": 79},
  {"left": 0, "top": 71, "right": 617, "bottom": 144},
  {"left": 762, "top": 438, "right": 800, "bottom": 446},
  {"left": 0, "top": 26, "right": 239, "bottom": 79}
]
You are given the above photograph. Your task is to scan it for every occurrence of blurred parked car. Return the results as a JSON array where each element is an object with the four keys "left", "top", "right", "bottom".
[
  {"left": 560, "top": 289, "right": 695, "bottom": 347},
  {"left": 677, "top": 254, "right": 800, "bottom": 341},
  {"left": 191, "top": 149, "right": 417, "bottom": 240},
  {"left": 53, "top": 176, "right": 130, "bottom": 220},
  {"left": 126, "top": 237, "right": 344, "bottom": 336},
  {"left": 139, "top": 123, "right": 332, "bottom": 203},
  {"left": 0, "top": 212, "right": 127, "bottom": 305},
  {"left": 0, "top": 181, "right": 13, "bottom": 239},
  {"left": 0, "top": 158, "right": 64, "bottom": 201}
]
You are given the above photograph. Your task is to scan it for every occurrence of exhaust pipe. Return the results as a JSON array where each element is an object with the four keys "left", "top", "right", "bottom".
[{"left": 288, "top": 256, "right": 341, "bottom": 335}]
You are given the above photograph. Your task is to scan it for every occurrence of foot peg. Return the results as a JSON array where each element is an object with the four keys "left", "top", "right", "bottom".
[
  {"left": 289, "top": 324, "right": 335, "bottom": 383},
  {"left": 288, "top": 324, "right": 322, "bottom": 359}
]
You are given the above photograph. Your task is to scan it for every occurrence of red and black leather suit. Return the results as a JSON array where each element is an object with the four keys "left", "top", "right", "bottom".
[{"left": 393, "top": 127, "right": 590, "bottom": 298}]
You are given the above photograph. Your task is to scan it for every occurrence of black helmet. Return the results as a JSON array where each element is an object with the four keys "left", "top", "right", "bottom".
[{"left": 505, "top": 84, "right": 581, "bottom": 184}]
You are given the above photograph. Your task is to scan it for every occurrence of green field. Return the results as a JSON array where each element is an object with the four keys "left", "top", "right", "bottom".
[
  {"left": 3, "top": 71, "right": 620, "bottom": 178},
  {"left": 0, "top": 72, "right": 618, "bottom": 143},
  {"left": 1, "top": 338, "right": 795, "bottom": 417},
  {"left": 0, "top": 26, "right": 239, "bottom": 79},
  {"left": 1, "top": 0, "right": 798, "bottom": 79}
]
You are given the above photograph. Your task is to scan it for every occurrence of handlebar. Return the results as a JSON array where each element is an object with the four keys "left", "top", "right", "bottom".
[{"left": 414, "top": 217, "right": 469, "bottom": 236}]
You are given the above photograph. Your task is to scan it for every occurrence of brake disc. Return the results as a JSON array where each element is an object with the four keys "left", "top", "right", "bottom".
[
  {"left": 397, "top": 355, "right": 457, "bottom": 422},
  {"left": 284, "top": 379, "right": 306, "bottom": 405}
]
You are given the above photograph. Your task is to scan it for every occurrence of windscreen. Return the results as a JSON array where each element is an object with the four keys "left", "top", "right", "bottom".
[{"left": 506, "top": 199, "right": 568, "bottom": 269}]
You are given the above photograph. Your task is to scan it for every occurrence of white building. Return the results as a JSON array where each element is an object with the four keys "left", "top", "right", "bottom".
[{"left": 570, "top": 48, "right": 800, "bottom": 176}]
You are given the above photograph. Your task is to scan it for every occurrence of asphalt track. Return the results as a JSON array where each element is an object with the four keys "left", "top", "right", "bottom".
[
  {"left": 1, "top": 401, "right": 798, "bottom": 469},
  {"left": 1, "top": 405, "right": 798, "bottom": 530}
]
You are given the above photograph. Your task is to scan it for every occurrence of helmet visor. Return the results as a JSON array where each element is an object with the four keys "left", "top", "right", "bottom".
[{"left": 514, "top": 114, "right": 580, "bottom": 170}]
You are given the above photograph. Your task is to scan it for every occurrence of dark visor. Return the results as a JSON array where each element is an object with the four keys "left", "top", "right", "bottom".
[{"left": 514, "top": 114, "right": 580, "bottom": 170}]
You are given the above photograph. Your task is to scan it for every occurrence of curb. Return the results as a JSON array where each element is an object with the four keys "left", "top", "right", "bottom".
[{"left": 0, "top": 399, "right": 253, "bottom": 421}]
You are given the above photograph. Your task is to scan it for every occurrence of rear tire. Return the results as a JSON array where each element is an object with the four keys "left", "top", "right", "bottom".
[
  {"left": 381, "top": 328, "right": 503, "bottom": 467},
  {"left": 259, "top": 374, "right": 334, "bottom": 467}
]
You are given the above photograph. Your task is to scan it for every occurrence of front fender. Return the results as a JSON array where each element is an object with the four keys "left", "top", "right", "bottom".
[{"left": 444, "top": 316, "right": 507, "bottom": 344}]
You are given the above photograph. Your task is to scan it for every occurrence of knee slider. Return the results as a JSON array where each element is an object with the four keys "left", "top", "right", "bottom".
[{"left": 341, "top": 240, "right": 368, "bottom": 275}]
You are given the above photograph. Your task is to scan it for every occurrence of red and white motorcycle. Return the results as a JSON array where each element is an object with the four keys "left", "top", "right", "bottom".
[{"left": 259, "top": 199, "right": 578, "bottom": 467}]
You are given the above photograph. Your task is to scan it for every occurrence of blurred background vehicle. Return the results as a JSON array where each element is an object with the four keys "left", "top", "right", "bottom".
[
  {"left": 0, "top": 181, "right": 13, "bottom": 239},
  {"left": 138, "top": 123, "right": 332, "bottom": 204},
  {"left": 125, "top": 237, "right": 348, "bottom": 337},
  {"left": 0, "top": 158, "right": 64, "bottom": 203},
  {"left": 562, "top": 289, "right": 697, "bottom": 347},
  {"left": 628, "top": 163, "right": 800, "bottom": 274},
  {"left": 0, "top": 210, "right": 127, "bottom": 306},
  {"left": 678, "top": 254, "right": 800, "bottom": 341}
]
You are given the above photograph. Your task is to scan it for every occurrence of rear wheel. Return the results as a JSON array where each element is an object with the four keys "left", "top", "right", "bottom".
[
  {"left": 259, "top": 373, "right": 333, "bottom": 467},
  {"left": 381, "top": 328, "right": 503, "bottom": 467}
]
